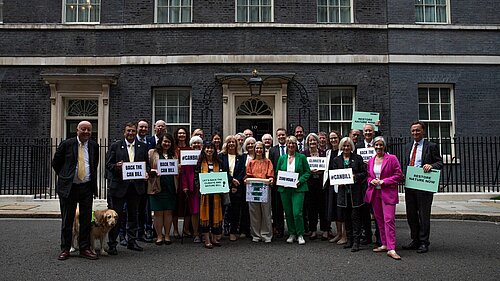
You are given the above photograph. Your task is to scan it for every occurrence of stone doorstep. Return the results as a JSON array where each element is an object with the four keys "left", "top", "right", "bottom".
[{"left": 0, "top": 204, "right": 39, "bottom": 210}]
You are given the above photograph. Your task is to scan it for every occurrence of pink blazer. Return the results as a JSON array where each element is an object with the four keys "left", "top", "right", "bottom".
[{"left": 364, "top": 153, "right": 403, "bottom": 205}]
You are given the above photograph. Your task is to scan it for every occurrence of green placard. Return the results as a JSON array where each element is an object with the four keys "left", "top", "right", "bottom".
[
  {"left": 351, "top": 111, "right": 379, "bottom": 131},
  {"left": 405, "top": 166, "right": 441, "bottom": 193},
  {"left": 199, "top": 172, "right": 230, "bottom": 194}
]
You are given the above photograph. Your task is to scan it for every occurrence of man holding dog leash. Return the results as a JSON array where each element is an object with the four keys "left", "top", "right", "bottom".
[{"left": 52, "top": 120, "right": 99, "bottom": 260}]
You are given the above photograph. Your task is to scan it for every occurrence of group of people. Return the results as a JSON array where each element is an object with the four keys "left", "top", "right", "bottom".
[{"left": 53, "top": 119, "right": 442, "bottom": 261}]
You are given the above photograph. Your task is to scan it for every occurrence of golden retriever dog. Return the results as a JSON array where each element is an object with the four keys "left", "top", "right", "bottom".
[{"left": 71, "top": 208, "right": 118, "bottom": 256}]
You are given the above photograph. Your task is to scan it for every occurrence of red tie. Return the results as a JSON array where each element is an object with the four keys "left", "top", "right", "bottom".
[
  {"left": 367, "top": 144, "right": 371, "bottom": 148},
  {"left": 409, "top": 143, "right": 418, "bottom": 166}
]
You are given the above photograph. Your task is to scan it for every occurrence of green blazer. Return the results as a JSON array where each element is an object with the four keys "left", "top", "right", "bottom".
[{"left": 275, "top": 152, "right": 311, "bottom": 192}]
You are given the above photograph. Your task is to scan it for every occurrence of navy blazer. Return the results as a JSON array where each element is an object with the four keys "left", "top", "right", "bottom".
[
  {"left": 106, "top": 139, "right": 150, "bottom": 198},
  {"left": 145, "top": 135, "right": 158, "bottom": 150},
  {"left": 269, "top": 144, "right": 286, "bottom": 170},
  {"left": 404, "top": 139, "right": 443, "bottom": 170},
  {"left": 52, "top": 137, "right": 99, "bottom": 198},
  {"left": 218, "top": 153, "right": 246, "bottom": 197}
]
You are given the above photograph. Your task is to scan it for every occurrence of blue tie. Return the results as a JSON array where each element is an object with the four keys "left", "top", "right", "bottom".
[{"left": 280, "top": 145, "right": 285, "bottom": 156}]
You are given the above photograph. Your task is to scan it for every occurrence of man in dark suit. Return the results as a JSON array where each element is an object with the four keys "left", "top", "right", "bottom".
[
  {"left": 106, "top": 122, "right": 150, "bottom": 254},
  {"left": 52, "top": 121, "right": 99, "bottom": 260},
  {"left": 355, "top": 123, "right": 377, "bottom": 246},
  {"left": 403, "top": 121, "right": 443, "bottom": 253},
  {"left": 136, "top": 119, "right": 154, "bottom": 243},
  {"left": 268, "top": 128, "right": 287, "bottom": 238},
  {"left": 146, "top": 119, "right": 166, "bottom": 149}
]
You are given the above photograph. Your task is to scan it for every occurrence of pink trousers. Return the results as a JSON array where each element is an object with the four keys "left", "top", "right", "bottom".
[{"left": 371, "top": 189, "right": 397, "bottom": 250}]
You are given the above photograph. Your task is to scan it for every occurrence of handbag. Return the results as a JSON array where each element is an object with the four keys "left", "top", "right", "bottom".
[
  {"left": 147, "top": 175, "right": 161, "bottom": 195},
  {"left": 147, "top": 150, "right": 161, "bottom": 195}
]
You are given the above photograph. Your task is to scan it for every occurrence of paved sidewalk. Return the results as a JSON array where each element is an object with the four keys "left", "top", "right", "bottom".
[{"left": 0, "top": 193, "right": 499, "bottom": 222}]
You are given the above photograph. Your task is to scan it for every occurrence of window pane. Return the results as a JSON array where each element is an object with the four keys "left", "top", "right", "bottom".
[
  {"left": 415, "top": 6, "right": 424, "bottom": 22},
  {"left": 167, "top": 93, "right": 178, "bottom": 105},
  {"left": 331, "top": 92, "right": 341, "bottom": 104},
  {"left": 341, "top": 90, "right": 352, "bottom": 104},
  {"left": 429, "top": 104, "right": 440, "bottom": 120},
  {"left": 330, "top": 7, "right": 338, "bottom": 23},
  {"left": 179, "top": 107, "right": 190, "bottom": 123},
  {"left": 249, "top": 6, "right": 259, "bottom": 22},
  {"left": 179, "top": 92, "right": 190, "bottom": 106},
  {"left": 159, "top": 0, "right": 169, "bottom": 5},
  {"left": 429, "top": 88, "right": 439, "bottom": 102},
  {"left": 262, "top": 7, "right": 271, "bottom": 22},
  {"left": 441, "top": 104, "right": 451, "bottom": 120},
  {"left": 331, "top": 105, "right": 341, "bottom": 120},
  {"left": 78, "top": 6, "right": 89, "bottom": 22},
  {"left": 440, "top": 123, "right": 451, "bottom": 137},
  {"left": 319, "top": 105, "right": 330, "bottom": 120},
  {"left": 340, "top": 7, "right": 350, "bottom": 23},
  {"left": 418, "top": 88, "right": 428, "bottom": 102},
  {"left": 170, "top": 7, "right": 180, "bottom": 22},
  {"left": 170, "top": 0, "right": 180, "bottom": 5},
  {"left": 155, "top": 107, "right": 166, "bottom": 121},
  {"left": 340, "top": 0, "right": 350, "bottom": 6},
  {"left": 182, "top": 0, "right": 191, "bottom": 5},
  {"left": 318, "top": 92, "right": 329, "bottom": 104},
  {"left": 425, "top": 6, "right": 434, "bottom": 22},
  {"left": 319, "top": 123, "right": 329, "bottom": 133},
  {"left": 441, "top": 88, "right": 450, "bottom": 102},
  {"left": 181, "top": 8, "right": 191, "bottom": 22},
  {"left": 419, "top": 104, "right": 429, "bottom": 120},
  {"left": 318, "top": 0, "right": 327, "bottom": 5},
  {"left": 436, "top": 0, "right": 446, "bottom": 4},
  {"left": 436, "top": 6, "right": 446, "bottom": 22},
  {"left": 318, "top": 7, "right": 327, "bottom": 22},
  {"left": 343, "top": 105, "right": 353, "bottom": 120},
  {"left": 66, "top": 6, "right": 77, "bottom": 22},
  {"left": 90, "top": 5, "right": 99, "bottom": 22},
  {"left": 237, "top": 7, "right": 247, "bottom": 22},
  {"left": 428, "top": 122, "right": 439, "bottom": 138}
]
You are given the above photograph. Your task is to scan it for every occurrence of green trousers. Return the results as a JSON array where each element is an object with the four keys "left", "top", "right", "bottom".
[{"left": 280, "top": 189, "right": 305, "bottom": 236}]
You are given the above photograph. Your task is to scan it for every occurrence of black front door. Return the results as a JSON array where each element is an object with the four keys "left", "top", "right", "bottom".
[{"left": 236, "top": 119, "right": 273, "bottom": 141}]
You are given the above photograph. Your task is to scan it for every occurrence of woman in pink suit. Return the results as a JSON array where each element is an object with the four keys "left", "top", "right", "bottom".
[{"left": 365, "top": 136, "right": 403, "bottom": 260}]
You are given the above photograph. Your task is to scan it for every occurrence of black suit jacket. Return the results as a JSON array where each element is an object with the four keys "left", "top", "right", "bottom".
[
  {"left": 332, "top": 153, "right": 367, "bottom": 208},
  {"left": 106, "top": 139, "right": 150, "bottom": 198},
  {"left": 218, "top": 153, "right": 246, "bottom": 196},
  {"left": 146, "top": 135, "right": 158, "bottom": 150},
  {"left": 404, "top": 139, "right": 443, "bottom": 171},
  {"left": 269, "top": 144, "right": 286, "bottom": 170},
  {"left": 52, "top": 137, "right": 99, "bottom": 198}
]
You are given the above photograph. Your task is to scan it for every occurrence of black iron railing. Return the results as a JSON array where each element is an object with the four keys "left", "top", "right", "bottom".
[{"left": 0, "top": 137, "right": 499, "bottom": 199}]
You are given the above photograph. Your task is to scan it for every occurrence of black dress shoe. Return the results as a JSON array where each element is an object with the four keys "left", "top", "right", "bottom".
[
  {"left": 58, "top": 249, "right": 70, "bottom": 261},
  {"left": 145, "top": 230, "right": 154, "bottom": 240},
  {"left": 360, "top": 238, "right": 372, "bottom": 245},
  {"left": 343, "top": 242, "right": 353, "bottom": 249},
  {"left": 351, "top": 243, "right": 360, "bottom": 252},
  {"left": 403, "top": 240, "right": 420, "bottom": 250},
  {"left": 417, "top": 244, "right": 429, "bottom": 253},
  {"left": 119, "top": 235, "right": 128, "bottom": 246},
  {"left": 105, "top": 246, "right": 118, "bottom": 255},
  {"left": 127, "top": 242, "right": 144, "bottom": 251},
  {"left": 79, "top": 249, "right": 98, "bottom": 260}
]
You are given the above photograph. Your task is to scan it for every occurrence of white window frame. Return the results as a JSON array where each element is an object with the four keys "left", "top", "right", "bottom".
[
  {"left": 418, "top": 84, "right": 455, "bottom": 162},
  {"left": 318, "top": 86, "right": 355, "bottom": 136},
  {"left": 235, "top": 0, "right": 274, "bottom": 23},
  {"left": 153, "top": 87, "right": 192, "bottom": 133},
  {"left": 415, "top": 0, "right": 450, "bottom": 24},
  {"left": 317, "top": 0, "right": 353, "bottom": 23},
  {"left": 62, "top": 0, "right": 101, "bottom": 24},
  {"left": 154, "top": 0, "right": 193, "bottom": 23},
  {"left": 0, "top": 0, "right": 4, "bottom": 24}
]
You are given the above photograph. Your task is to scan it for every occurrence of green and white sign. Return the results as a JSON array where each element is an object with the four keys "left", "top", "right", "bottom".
[
  {"left": 405, "top": 166, "right": 441, "bottom": 193},
  {"left": 351, "top": 111, "right": 379, "bottom": 131},
  {"left": 199, "top": 172, "right": 230, "bottom": 194}
]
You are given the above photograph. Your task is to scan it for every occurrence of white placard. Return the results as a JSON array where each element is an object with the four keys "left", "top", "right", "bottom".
[
  {"left": 307, "top": 157, "right": 327, "bottom": 171},
  {"left": 328, "top": 168, "right": 354, "bottom": 185},
  {"left": 276, "top": 171, "right": 299, "bottom": 188},
  {"left": 246, "top": 178, "right": 269, "bottom": 203},
  {"left": 158, "top": 159, "right": 178, "bottom": 175},
  {"left": 357, "top": 148, "right": 376, "bottom": 162},
  {"left": 180, "top": 150, "right": 201, "bottom": 165},
  {"left": 122, "top": 161, "right": 146, "bottom": 180}
]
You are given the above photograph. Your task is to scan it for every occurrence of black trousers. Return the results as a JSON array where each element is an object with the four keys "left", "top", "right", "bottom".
[
  {"left": 138, "top": 193, "right": 153, "bottom": 236},
  {"left": 108, "top": 187, "right": 141, "bottom": 247},
  {"left": 59, "top": 182, "right": 93, "bottom": 251},
  {"left": 405, "top": 188, "right": 434, "bottom": 246},
  {"left": 307, "top": 185, "right": 329, "bottom": 232},
  {"left": 342, "top": 194, "right": 362, "bottom": 244},
  {"left": 271, "top": 185, "right": 285, "bottom": 234},
  {"left": 360, "top": 203, "right": 373, "bottom": 241}
]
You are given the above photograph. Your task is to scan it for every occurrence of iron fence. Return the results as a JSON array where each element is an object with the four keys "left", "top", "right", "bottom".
[{"left": 0, "top": 137, "right": 499, "bottom": 199}]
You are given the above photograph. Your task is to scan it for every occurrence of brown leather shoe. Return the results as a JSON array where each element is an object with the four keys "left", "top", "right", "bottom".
[
  {"left": 79, "top": 249, "right": 98, "bottom": 260},
  {"left": 387, "top": 250, "right": 401, "bottom": 260},
  {"left": 58, "top": 249, "right": 70, "bottom": 261}
]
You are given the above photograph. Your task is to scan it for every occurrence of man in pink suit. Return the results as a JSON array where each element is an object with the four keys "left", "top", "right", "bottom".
[{"left": 364, "top": 136, "right": 403, "bottom": 260}]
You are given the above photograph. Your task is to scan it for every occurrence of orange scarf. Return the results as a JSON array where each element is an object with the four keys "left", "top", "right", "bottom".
[{"left": 199, "top": 160, "right": 223, "bottom": 228}]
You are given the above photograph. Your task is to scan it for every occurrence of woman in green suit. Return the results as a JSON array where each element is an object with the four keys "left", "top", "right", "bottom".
[{"left": 275, "top": 136, "right": 311, "bottom": 245}]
